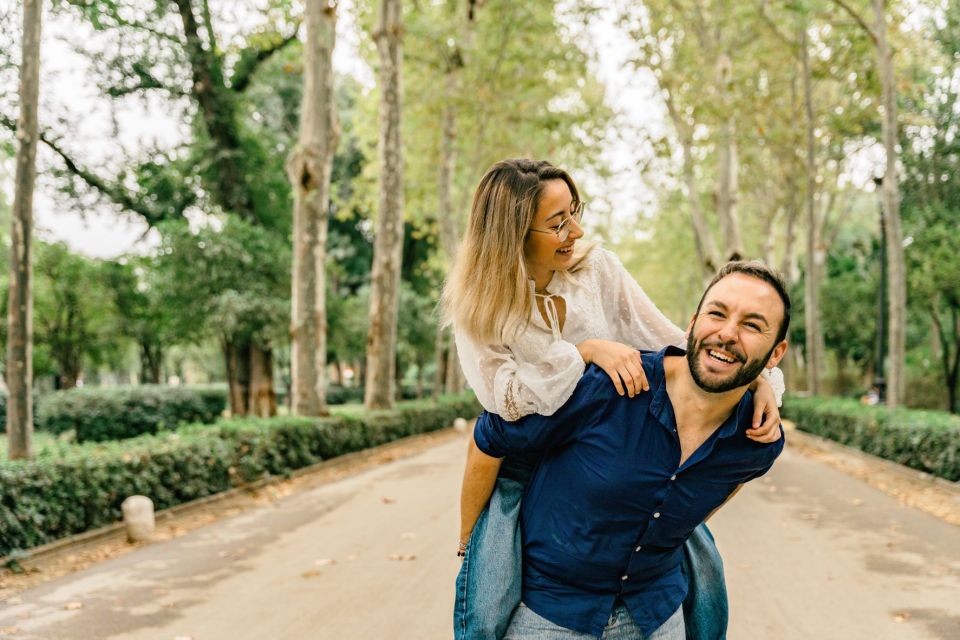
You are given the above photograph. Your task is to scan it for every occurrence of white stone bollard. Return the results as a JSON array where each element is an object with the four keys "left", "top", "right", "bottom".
[
  {"left": 122, "top": 495, "right": 155, "bottom": 543},
  {"left": 453, "top": 417, "right": 469, "bottom": 433}
]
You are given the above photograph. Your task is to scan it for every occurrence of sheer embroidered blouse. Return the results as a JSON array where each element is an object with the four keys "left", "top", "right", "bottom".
[{"left": 455, "top": 247, "right": 785, "bottom": 421}]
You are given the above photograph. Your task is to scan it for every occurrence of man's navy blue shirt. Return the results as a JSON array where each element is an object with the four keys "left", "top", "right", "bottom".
[{"left": 473, "top": 346, "right": 784, "bottom": 638}]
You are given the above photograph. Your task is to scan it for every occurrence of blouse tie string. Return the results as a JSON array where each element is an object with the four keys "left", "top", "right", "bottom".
[{"left": 535, "top": 292, "right": 563, "bottom": 343}]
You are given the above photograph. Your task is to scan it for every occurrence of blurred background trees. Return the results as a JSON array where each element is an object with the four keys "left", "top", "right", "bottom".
[{"left": 1, "top": 0, "right": 959, "bottom": 463}]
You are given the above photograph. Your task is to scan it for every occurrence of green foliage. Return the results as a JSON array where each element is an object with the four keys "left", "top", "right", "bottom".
[
  {"left": 36, "top": 385, "right": 228, "bottom": 443},
  {"left": 154, "top": 217, "right": 291, "bottom": 347},
  {"left": 32, "top": 242, "right": 124, "bottom": 386},
  {"left": 101, "top": 257, "right": 179, "bottom": 383},
  {"left": 0, "top": 394, "right": 481, "bottom": 557},
  {"left": 783, "top": 396, "right": 960, "bottom": 481}
]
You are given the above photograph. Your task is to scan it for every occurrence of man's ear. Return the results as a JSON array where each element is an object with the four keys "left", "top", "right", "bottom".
[{"left": 765, "top": 340, "right": 788, "bottom": 369}]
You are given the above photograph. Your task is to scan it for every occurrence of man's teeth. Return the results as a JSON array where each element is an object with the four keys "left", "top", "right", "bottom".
[
  {"left": 557, "top": 247, "right": 572, "bottom": 254},
  {"left": 707, "top": 349, "right": 736, "bottom": 363}
]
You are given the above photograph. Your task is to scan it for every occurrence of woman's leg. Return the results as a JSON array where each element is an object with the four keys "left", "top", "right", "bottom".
[{"left": 453, "top": 476, "right": 525, "bottom": 640}]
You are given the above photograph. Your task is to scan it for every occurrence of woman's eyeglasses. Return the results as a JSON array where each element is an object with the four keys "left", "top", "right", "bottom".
[{"left": 528, "top": 201, "right": 586, "bottom": 243}]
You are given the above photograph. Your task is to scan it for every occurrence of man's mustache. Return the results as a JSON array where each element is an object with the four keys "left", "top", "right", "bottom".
[{"left": 697, "top": 340, "right": 746, "bottom": 363}]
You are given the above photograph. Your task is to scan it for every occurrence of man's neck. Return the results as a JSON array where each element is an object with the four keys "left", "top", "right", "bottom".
[{"left": 663, "top": 354, "right": 749, "bottom": 434}]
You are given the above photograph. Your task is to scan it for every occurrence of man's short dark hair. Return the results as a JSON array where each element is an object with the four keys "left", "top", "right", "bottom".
[{"left": 695, "top": 261, "right": 792, "bottom": 344}]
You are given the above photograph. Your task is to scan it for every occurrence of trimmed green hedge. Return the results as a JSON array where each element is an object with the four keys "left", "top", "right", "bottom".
[
  {"left": 782, "top": 396, "right": 960, "bottom": 482},
  {"left": 36, "top": 385, "right": 229, "bottom": 443},
  {"left": 0, "top": 394, "right": 480, "bottom": 557}
]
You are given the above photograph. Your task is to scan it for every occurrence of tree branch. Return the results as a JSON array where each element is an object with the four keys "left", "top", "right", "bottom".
[
  {"left": 0, "top": 112, "right": 167, "bottom": 225},
  {"left": 830, "top": 0, "right": 878, "bottom": 44},
  {"left": 230, "top": 25, "right": 302, "bottom": 93}
]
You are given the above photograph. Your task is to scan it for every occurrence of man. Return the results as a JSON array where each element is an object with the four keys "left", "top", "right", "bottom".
[{"left": 460, "top": 261, "right": 791, "bottom": 639}]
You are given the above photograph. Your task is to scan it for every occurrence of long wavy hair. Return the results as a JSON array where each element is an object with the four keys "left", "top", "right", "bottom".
[{"left": 442, "top": 158, "right": 594, "bottom": 345}]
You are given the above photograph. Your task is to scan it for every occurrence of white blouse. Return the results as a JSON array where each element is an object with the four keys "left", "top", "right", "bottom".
[{"left": 455, "top": 248, "right": 784, "bottom": 421}]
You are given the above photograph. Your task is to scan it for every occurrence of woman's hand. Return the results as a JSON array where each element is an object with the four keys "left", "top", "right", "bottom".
[
  {"left": 576, "top": 339, "right": 649, "bottom": 398},
  {"left": 747, "top": 374, "right": 783, "bottom": 443}
]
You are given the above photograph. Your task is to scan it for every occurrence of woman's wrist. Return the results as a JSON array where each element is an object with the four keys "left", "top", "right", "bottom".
[{"left": 576, "top": 339, "right": 594, "bottom": 364}]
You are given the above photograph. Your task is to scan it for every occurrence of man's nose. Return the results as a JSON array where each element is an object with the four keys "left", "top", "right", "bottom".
[{"left": 715, "top": 319, "right": 739, "bottom": 344}]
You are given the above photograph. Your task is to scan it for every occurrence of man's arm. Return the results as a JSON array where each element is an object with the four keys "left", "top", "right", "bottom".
[{"left": 459, "top": 434, "right": 503, "bottom": 549}]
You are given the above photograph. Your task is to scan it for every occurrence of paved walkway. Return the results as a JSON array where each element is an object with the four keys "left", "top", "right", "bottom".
[{"left": 1, "top": 432, "right": 959, "bottom": 639}]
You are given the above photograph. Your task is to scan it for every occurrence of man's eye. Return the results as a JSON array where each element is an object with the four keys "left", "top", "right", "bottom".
[
  {"left": 745, "top": 323, "right": 761, "bottom": 331},
  {"left": 708, "top": 311, "right": 724, "bottom": 318}
]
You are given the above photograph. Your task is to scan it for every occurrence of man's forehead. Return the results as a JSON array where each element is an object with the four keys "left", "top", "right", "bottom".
[{"left": 702, "top": 274, "right": 784, "bottom": 319}]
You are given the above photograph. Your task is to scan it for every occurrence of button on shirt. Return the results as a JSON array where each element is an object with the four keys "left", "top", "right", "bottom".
[{"left": 473, "top": 346, "right": 784, "bottom": 639}]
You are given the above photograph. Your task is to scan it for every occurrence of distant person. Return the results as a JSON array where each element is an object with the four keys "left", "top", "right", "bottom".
[
  {"left": 442, "top": 159, "right": 785, "bottom": 638},
  {"left": 463, "top": 261, "right": 791, "bottom": 638}
]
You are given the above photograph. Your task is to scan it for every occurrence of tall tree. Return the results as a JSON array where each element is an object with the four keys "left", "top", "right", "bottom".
[
  {"left": 832, "top": 0, "right": 908, "bottom": 406},
  {"left": 6, "top": 0, "right": 42, "bottom": 461},
  {"left": 799, "top": 13, "right": 826, "bottom": 395},
  {"left": 364, "top": 0, "right": 404, "bottom": 409},
  {"left": 288, "top": 0, "right": 339, "bottom": 416}
]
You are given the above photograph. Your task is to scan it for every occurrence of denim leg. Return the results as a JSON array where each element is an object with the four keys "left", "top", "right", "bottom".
[
  {"left": 680, "top": 523, "right": 728, "bottom": 640},
  {"left": 453, "top": 477, "right": 525, "bottom": 640}
]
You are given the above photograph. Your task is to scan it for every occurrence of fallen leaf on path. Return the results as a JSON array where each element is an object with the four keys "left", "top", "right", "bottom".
[
  {"left": 849, "top": 498, "right": 864, "bottom": 506},
  {"left": 5, "top": 597, "right": 22, "bottom": 605},
  {"left": 382, "top": 497, "right": 397, "bottom": 504},
  {"left": 388, "top": 554, "right": 417, "bottom": 561},
  {"left": 301, "top": 570, "right": 321, "bottom": 579},
  {"left": 892, "top": 612, "right": 912, "bottom": 623},
  {"left": 0, "top": 626, "right": 19, "bottom": 635},
  {"left": 767, "top": 486, "right": 777, "bottom": 493},
  {"left": 799, "top": 512, "right": 819, "bottom": 521},
  {"left": 345, "top": 554, "right": 358, "bottom": 562},
  {"left": 64, "top": 601, "right": 83, "bottom": 610},
  {"left": 314, "top": 558, "right": 336, "bottom": 567}
]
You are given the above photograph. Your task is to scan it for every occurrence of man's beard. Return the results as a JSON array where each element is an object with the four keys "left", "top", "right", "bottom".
[{"left": 686, "top": 332, "right": 774, "bottom": 393}]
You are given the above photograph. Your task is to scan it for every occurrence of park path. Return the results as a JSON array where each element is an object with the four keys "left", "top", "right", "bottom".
[{"left": 1, "top": 430, "right": 959, "bottom": 640}]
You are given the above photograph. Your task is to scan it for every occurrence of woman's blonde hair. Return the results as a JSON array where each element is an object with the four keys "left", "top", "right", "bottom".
[{"left": 442, "top": 158, "right": 593, "bottom": 345}]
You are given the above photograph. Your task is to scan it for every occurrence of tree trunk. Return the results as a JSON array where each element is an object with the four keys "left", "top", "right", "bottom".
[
  {"left": 140, "top": 343, "right": 163, "bottom": 384},
  {"left": 288, "top": 0, "right": 338, "bottom": 417},
  {"left": 930, "top": 305, "right": 959, "bottom": 414},
  {"left": 714, "top": 51, "right": 743, "bottom": 262},
  {"left": 800, "top": 24, "right": 824, "bottom": 396},
  {"left": 248, "top": 344, "right": 277, "bottom": 417},
  {"left": 661, "top": 88, "right": 719, "bottom": 281},
  {"left": 873, "top": 0, "right": 907, "bottom": 408},
  {"left": 223, "top": 337, "right": 251, "bottom": 416},
  {"left": 5, "top": 0, "right": 42, "bottom": 461},
  {"left": 365, "top": 0, "right": 404, "bottom": 410},
  {"left": 432, "top": 326, "right": 446, "bottom": 400}
]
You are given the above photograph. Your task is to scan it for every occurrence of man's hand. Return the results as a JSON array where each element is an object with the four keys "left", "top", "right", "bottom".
[
  {"left": 577, "top": 339, "right": 649, "bottom": 398},
  {"left": 747, "top": 375, "right": 782, "bottom": 443}
]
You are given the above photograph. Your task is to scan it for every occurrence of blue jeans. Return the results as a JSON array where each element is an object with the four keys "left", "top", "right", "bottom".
[
  {"left": 504, "top": 603, "right": 685, "bottom": 640},
  {"left": 453, "top": 473, "right": 728, "bottom": 640}
]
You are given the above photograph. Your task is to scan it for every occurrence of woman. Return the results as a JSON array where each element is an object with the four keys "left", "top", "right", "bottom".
[{"left": 444, "top": 159, "right": 784, "bottom": 639}]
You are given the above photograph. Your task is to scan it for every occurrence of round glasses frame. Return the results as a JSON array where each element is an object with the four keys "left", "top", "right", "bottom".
[{"left": 528, "top": 201, "right": 586, "bottom": 243}]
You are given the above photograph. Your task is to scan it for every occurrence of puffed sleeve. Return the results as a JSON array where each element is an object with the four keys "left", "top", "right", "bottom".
[
  {"left": 596, "top": 249, "right": 686, "bottom": 350},
  {"left": 454, "top": 327, "right": 585, "bottom": 421}
]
